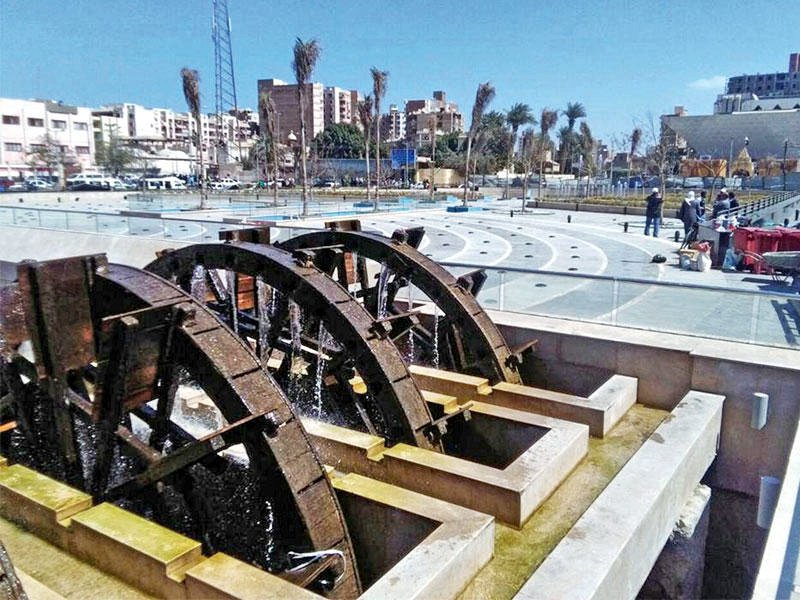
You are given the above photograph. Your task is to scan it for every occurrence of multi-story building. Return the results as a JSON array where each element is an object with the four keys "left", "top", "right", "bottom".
[
  {"left": 257, "top": 79, "right": 325, "bottom": 144},
  {"left": 0, "top": 98, "right": 95, "bottom": 178},
  {"left": 380, "top": 105, "right": 406, "bottom": 142},
  {"left": 404, "top": 91, "right": 463, "bottom": 146},
  {"left": 324, "top": 86, "right": 362, "bottom": 126},
  {"left": 92, "top": 103, "right": 254, "bottom": 163},
  {"left": 722, "top": 53, "right": 800, "bottom": 105}
]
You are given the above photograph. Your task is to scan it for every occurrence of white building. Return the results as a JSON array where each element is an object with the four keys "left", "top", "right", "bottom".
[
  {"left": 93, "top": 103, "right": 255, "bottom": 166},
  {"left": 0, "top": 98, "right": 95, "bottom": 178}
]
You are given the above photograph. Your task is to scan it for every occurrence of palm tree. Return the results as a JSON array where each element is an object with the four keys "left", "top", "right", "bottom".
[
  {"left": 292, "top": 37, "right": 321, "bottom": 217},
  {"left": 463, "top": 82, "right": 495, "bottom": 205},
  {"left": 258, "top": 91, "right": 281, "bottom": 206},
  {"left": 357, "top": 95, "right": 374, "bottom": 201},
  {"left": 538, "top": 109, "right": 558, "bottom": 200},
  {"left": 370, "top": 67, "right": 388, "bottom": 210},
  {"left": 181, "top": 68, "right": 204, "bottom": 205},
  {"left": 564, "top": 102, "right": 586, "bottom": 130},
  {"left": 504, "top": 103, "right": 534, "bottom": 201},
  {"left": 561, "top": 101, "right": 586, "bottom": 173}
]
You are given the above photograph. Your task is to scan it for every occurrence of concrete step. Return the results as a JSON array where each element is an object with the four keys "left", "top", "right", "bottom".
[{"left": 410, "top": 365, "right": 637, "bottom": 437}]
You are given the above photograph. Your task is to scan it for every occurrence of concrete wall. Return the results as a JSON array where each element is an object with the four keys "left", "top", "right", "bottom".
[{"left": 492, "top": 311, "right": 800, "bottom": 500}]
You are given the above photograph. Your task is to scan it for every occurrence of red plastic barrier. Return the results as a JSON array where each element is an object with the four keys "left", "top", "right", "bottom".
[
  {"left": 733, "top": 227, "right": 783, "bottom": 273},
  {"left": 775, "top": 227, "right": 800, "bottom": 252}
]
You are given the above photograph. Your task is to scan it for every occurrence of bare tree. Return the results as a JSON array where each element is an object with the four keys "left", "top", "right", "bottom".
[
  {"left": 181, "top": 67, "right": 205, "bottom": 204},
  {"left": 464, "top": 82, "right": 495, "bottom": 206},
  {"left": 292, "top": 37, "right": 321, "bottom": 217},
  {"left": 370, "top": 67, "right": 388, "bottom": 210}
]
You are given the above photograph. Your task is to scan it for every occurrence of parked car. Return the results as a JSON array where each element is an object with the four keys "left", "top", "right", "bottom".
[
  {"left": 208, "top": 178, "right": 241, "bottom": 191},
  {"left": 8, "top": 182, "right": 27, "bottom": 192},
  {"left": 0, "top": 178, "right": 16, "bottom": 191},
  {"left": 26, "top": 179, "right": 55, "bottom": 191}
]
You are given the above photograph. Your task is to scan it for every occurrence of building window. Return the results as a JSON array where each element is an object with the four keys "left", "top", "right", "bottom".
[
  {"left": 27, "top": 118, "right": 44, "bottom": 127},
  {"left": 52, "top": 120, "right": 67, "bottom": 130},
  {"left": 4, "top": 142, "right": 22, "bottom": 152},
  {"left": 74, "top": 122, "right": 88, "bottom": 131},
  {"left": 29, "top": 144, "right": 46, "bottom": 151},
  {"left": 75, "top": 146, "right": 90, "bottom": 155},
  {"left": 2, "top": 115, "right": 20, "bottom": 125}
]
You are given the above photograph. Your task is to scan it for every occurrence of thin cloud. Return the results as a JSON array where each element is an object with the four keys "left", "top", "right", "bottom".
[{"left": 688, "top": 75, "right": 726, "bottom": 90}]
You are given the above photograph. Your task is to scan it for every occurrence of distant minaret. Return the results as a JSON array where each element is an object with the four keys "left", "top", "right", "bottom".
[{"left": 212, "top": 0, "right": 240, "bottom": 165}]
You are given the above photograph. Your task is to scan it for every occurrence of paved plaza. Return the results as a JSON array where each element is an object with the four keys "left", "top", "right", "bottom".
[{"left": 1, "top": 192, "right": 798, "bottom": 348}]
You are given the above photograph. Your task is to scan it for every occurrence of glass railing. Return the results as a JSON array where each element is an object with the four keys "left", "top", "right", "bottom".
[
  {"left": 0, "top": 205, "right": 245, "bottom": 242},
  {"left": 442, "top": 261, "right": 800, "bottom": 349}
]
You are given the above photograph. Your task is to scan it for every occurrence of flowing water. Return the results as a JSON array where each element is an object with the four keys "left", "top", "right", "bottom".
[
  {"left": 313, "top": 322, "right": 333, "bottom": 418},
  {"left": 406, "top": 285, "right": 414, "bottom": 364},
  {"left": 256, "top": 276, "right": 271, "bottom": 361},
  {"left": 376, "top": 264, "right": 392, "bottom": 318},
  {"left": 433, "top": 305, "right": 440, "bottom": 368},
  {"left": 189, "top": 264, "right": 207, "bottom": 301},
  {"left": 225, "top": 269, "right": 238, "bottom": 334}
]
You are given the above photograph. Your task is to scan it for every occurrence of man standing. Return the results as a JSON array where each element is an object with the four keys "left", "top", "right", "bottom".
[
  {"left": 678, "top": 190, "right": 699, "bottom": 236},
  {"left": 644, "top": 187, "right": 663, "bottom": 237}
]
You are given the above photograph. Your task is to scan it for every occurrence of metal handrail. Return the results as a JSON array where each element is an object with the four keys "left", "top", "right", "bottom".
[{"left": 438, "top": 260, "right": 799, "bottom": 299}]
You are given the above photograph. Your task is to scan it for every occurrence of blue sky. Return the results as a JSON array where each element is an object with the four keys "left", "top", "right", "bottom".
[{"left": 2, "top": 0, "right": 798, "bottom": 143}]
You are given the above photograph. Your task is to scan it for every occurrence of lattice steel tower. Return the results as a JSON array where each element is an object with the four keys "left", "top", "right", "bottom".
[{"left": 212, "top": 0, "right": 240, "bottom": 164}]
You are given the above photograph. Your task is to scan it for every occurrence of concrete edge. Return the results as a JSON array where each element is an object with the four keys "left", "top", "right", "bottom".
[
  {"left": 752, "top": 416, "right": 800, "bottom": 599},
  {"left": 514, "top": 390, "right": 724, "bottom": 600}
]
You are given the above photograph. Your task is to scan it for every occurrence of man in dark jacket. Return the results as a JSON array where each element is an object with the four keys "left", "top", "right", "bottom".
[
  {"left": 644, "top": 187, "right": 663, "bottom": 237},
  {"left": 678, "top": 190, "right": 700, "bottom": 235},
  {"left": 712, "top": 189, "right": 731, "bottom": 218}
]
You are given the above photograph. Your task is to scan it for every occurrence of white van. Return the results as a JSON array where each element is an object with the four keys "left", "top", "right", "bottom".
[{"left": 143, "top": 177, "right": 187, "bottom": 191}]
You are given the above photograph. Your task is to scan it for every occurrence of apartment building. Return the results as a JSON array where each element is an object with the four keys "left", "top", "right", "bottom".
[
  {"left": 404, "top": 91, "right": 463, "bottom": 146},
  {"left": 724, "top": 53, "right": 800, "bottom": 101},
  {"left": 324, "top": 86, "right": 362, "bottom": 126},
  {"left": 0, "top": 98, "right": 95, "bottom": 177},
  {"left": 380, "top": 104, "right": 406, "bottom": 142},
  {"left": 257, "top": 79, "right": 325, "bottom": 144},
  {"left": 92, "top": 103, "right": 254, "bottom": 162}
]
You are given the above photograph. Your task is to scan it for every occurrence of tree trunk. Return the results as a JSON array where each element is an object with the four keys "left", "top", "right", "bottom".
[
  {"left": 463, "top": 136, "right": 473, "bottom": 206},
  {"left": 430, "top": 133, "right": 436, "bottom": 201},
  {"left": 298, "top": 88, "right": 309, "bottom": 217},
  {"left": 364, "top": 141, "right": 371, "bottom": 202},
  {"left": 521, "top": 162, "right": 530, "bottom": 213},
  {"left": 271, "top": 139, "right": 279, "bottom": 206},
  {"left": 505, "top": 145, "right": 512, "bottom": 200},
  {"left": 373, "top": 121, "right": 381, "bottom": 211},
  {"left": 196, "top": 115, "right": 205, "bottom": 208}
]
